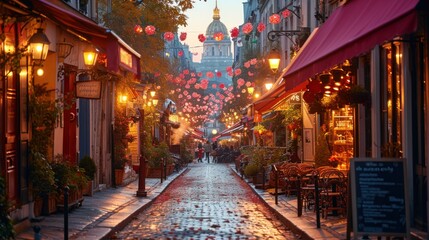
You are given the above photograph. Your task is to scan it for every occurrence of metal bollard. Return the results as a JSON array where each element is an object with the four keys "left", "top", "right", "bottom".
[
  {"left": 64, "top": 186, "right": 69, "bottom": 240},
  {"left": 33, "top": 225, "right": 41, "bottom": 240}
]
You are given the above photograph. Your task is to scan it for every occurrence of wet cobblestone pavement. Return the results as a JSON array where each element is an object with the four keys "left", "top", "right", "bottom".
[{"left": 112, "top": 162, "right": 300, "bottom": 239}]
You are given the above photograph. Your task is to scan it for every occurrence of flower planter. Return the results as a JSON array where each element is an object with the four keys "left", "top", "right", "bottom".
[
  {"left": 115, "top": 169, "right": 124, "bottom": 186},
  {"left": 147, "top": 167, "right": 163, "bottom": 178},
  {"left": 83, "top": 180, "right": 94, "bottom": 196}
]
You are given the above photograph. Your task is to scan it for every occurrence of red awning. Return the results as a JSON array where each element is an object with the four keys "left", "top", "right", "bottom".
[
  {"left": 29, "top": 0, "right": 108, "bottom": 38},
  {"left": 283, "top": 0, "right": 419, "bottom": 90}
]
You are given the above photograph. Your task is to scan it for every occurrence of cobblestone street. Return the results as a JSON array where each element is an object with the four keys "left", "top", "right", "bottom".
[{"left": 112, "top": 162, "right": 300, "bottom": 239}]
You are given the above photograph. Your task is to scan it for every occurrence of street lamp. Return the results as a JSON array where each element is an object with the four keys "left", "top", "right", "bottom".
[
  {"left": 136, "top": 88, "right": 156, "bottom": 197},
  {"left": 83, "top": 45, "right": 99, "bottom": 68},
  {"left": 267, "top": 48, "right": 281, "bottom": 74},
  {"left": 28, "top": 28, "right": 50, "bottom": 65}
]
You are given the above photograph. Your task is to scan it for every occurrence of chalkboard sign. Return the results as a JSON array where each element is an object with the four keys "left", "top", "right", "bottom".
[{"left": 350, "top": 158, "right": 409, "bottom": 239}]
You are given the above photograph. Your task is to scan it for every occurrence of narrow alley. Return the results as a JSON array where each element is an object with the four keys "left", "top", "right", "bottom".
[{"left": 112, "top": 162, "right": 300, "bottom": 239}]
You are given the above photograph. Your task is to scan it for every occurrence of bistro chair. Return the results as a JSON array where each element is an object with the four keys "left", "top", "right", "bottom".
[{"left": 318, "top": 168, "right": 348, "bottom": 219}]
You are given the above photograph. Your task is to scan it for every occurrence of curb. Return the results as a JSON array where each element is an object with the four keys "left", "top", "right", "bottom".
[
  {"left": 104, "top": 167, "right": 190, "bottom": 239},
  {"left": 69, "top": 168, "right": 189, "bottom": 240}
]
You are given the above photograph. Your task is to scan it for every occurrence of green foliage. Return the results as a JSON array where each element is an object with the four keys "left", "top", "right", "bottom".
[
  {"left": 180, "top": 137, "right": 193, "bottom": 164},
  {"left": 29, "top": 83, "right": 66, "bottom": 156},
  {"left": 314, "top": 128, "right": 332, "bottom": 167},
  {"left": 29, "top": 150, "right": 56, "bottom": 197},
  {"left": 79, "top": 156, "right": 97, "bottom": 180},
  {"left": 113, "top": 105, "right": 134, "bottom": 169},
  {"left": 147, "top": 142, "right": 173, "bottom": 168},
  {"left": 0, "top": 175, "right": 15, "bottom": 239},
  {"left": 102, "top": 0, "right": 193, "bottom": 74},
  {"left": 51, "top": 155, "right": 88, "bottom": 191},
  {"left": 244, "top": 163, "right": 260, "bottom": 177}
]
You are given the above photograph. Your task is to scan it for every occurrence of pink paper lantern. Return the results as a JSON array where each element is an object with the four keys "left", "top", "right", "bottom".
[
  {"left": 282, "top": 9, "right": 291, "bottom": 18},
  {"left": 144, "top": 25, "right": 156, "bottom": 35},
  {"left": 242, "top": 22, "right": 253, "bottom": 35},
  {"left": 269, "top": 14, "right": 281, "bottom": 24},
  {"left": 257, "top": 22, "right": 266, "bottom": 33}
]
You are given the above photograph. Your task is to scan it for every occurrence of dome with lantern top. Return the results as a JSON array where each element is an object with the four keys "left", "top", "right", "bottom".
[{"left": 205, "top": 4, "right": 229, "bottom": 39}]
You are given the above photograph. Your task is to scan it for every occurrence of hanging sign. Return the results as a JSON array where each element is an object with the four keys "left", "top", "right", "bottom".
[{"left": 76, "top": 81, "right": 102, "bottom": 99}]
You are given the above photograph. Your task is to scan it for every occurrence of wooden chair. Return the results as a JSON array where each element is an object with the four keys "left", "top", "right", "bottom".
[
  {"left": 318, "top": 168, "right": 347, "bottom": 218},
  {"left": 282, "top": 164, "right": 302, "bottom": 197}
]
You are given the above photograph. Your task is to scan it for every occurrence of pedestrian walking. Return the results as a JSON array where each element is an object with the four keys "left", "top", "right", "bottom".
[
  {"left": 197, "top": 142, "right": 203, "bottom": 163},
  {"left": 203, "top": 140, "right": 212, "bottom": 163}
]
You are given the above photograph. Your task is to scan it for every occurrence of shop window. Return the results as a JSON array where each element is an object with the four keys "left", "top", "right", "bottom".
[
  {"left": 380, "top": 42, "right": 403, "bottom": 157},
  {"left": 330, "top": 106, "right": 354, "bottom": 170}
]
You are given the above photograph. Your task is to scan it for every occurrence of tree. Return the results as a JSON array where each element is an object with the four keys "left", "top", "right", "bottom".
[{"left": 102, "top": 0, "right": 194, "bottom": 74}]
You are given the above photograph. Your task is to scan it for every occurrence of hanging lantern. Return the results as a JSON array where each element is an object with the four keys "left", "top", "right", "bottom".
[
  {"left": 178, "top": 50, "right": 184, "bottom": 57},
  {"left": 216, "top": 71, "right": 222, "bottom": 78},
  {"left": 269, "top": 14, "right": 281, "bottom": 24},
  {"left": 257, "top": 22, "right": 266, "bottom": 33},
  {"left": 198, "top": 34, "right": 206, "bottom": 42},
  {"left": 230, "top": 27, "right": 239, "bottom": 38},
  {"left": 282, "top": 9, "right": 291, "bottom": 18},
  {"left": 144, "top": 25, "right": 156, "bottom": 35},
  {"left": 242, "top": 23, "right": 253, "bottom": 35},
  {"left": 164, "top": 32, "right": 175, "bottom": 41},
  {"left": 219, "top": 83, "right": 225, "bottom": 89},
  {"left": 213, "top": 32, "right": 224, "bottom": 41},
  {"left": 180, "top": 32, "right": 187, "bottom": 41},
  {"left": 134, "top": 25, "right": 143, "bottom": 34}
]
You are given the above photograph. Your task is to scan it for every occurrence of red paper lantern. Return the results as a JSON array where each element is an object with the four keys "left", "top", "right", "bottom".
[
  {"left": 198, "top": 34, "right": 206, "bottom": 42},
  {"left": 257, "top": 22, "right": 266, "bottom": 33},
  {"left": 230, "top": 27, "right": 239, "bottom": 38},
  {"left": 134, "top": 25, "right": 143, "bottom": 34},
  {"left": 178, "top": 50, "right": 184, "bottom": 57},
  {"left": 216, "top": 71, "right": 222, "bottom": 78},
  {"left": 180, "top": 32, "right": 187, "bottom": 41},
  {"left": 164, "top": 32, "right": 175, "bottom": 42},
  {"left": 219, "top": 83, "right": 225, "bottom": 89},
  {"left": 242, "top": 23, "right": 253, "bottom": 35},
  {"left": 144, "top": 25, "right": 156, "bottom": 35},
  {"left": 269, "top": 14, "right": 281, "bottom": 24}
]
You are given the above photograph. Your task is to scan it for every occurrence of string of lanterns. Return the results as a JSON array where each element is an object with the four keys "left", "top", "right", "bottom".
[{"left": 133, "top": 10, "right": 293, "bottom": 42}]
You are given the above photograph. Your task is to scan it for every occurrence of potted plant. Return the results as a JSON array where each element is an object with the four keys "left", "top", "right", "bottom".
[
  {"left": 51, "top": 155, "right": 87, "bottom": 210},
  {"left": 79, "top": 156, "right": 97, "bottom": 196},
  {"left": 114, "top": 158, "right": 127, "bottom": 186},
  {"left": 147, "top": 142, "right": 172, "bottom": 178},
  {"left": 29, "top": 150, "right": 56, "bottom": 216},
  {"left": 0, "top": 175, "right": 15, "bottom": 239}
]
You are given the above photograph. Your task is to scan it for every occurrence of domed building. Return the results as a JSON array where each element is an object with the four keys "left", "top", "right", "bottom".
[{"left": 196, "top": 1, "right": 233, "bottom": 86}]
